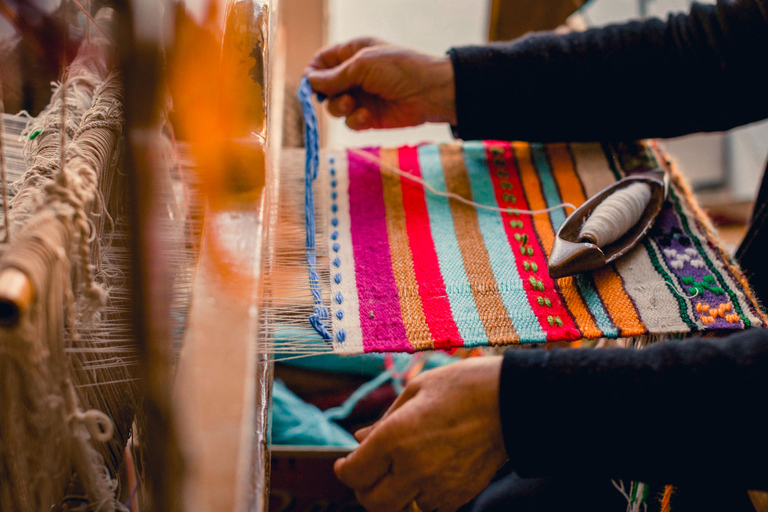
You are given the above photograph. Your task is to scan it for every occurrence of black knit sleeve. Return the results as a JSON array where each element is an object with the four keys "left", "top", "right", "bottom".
[
  {"left": 498, "top": 328, "right": 768, "bottom": 489},
  {"left": 449, "top": 0, "right": 768, "bottom": 142}
]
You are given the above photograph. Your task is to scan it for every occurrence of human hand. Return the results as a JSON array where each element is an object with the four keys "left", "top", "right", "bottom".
[
  {"left": 334, "top": 357, "right": 508, "bottom": 512},
  {"left": 305, "top": 38, "right": 457, "bottom": 130}
]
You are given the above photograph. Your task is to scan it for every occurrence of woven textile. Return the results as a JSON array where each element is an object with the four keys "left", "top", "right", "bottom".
[{"left": 315, "top": 140, "right": 766, "bottom": 354}]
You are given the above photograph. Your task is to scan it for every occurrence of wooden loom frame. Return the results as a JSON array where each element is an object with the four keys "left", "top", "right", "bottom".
[
  {"left": 120, "top": 0, "right": 285, "bottom": 509},
  {"left": 0, "top": 0, "right": 284, "bottom": 509}
]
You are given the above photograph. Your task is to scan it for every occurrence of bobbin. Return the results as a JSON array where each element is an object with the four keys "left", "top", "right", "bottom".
[{"left": 548, "top": 169, "right": 668, "bottom": 279}]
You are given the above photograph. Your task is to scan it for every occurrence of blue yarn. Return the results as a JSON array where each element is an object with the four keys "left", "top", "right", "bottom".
[
  {"left": 272, "top": 380, "right": 357, "bottom": 447},
  {"left": 324, "top": 370, "right": 394, "bottom": 421},
  {"left": 322, "top": 353, "right": 460, "bottom": 421},
  {"left": 299, "top": 77, "right": 332, "bottom": 341}
]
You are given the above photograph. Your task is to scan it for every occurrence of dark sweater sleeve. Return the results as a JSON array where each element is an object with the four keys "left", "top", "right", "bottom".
[
  {"left": 449, "top": 0, "right": 768, "bottom": 142},
  {"left": 499, "top": 328, "right": 768, "bottom": 489}
]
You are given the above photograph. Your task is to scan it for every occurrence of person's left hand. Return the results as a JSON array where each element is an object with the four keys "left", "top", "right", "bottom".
[{"left": 334, "top": 356, "right": 508, "bottom": 512}]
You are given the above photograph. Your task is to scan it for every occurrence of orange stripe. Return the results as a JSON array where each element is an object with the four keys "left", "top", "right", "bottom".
[
  {"left": 513, "top": 142, "right": 601, "bottom": 339},
  {"left": 548, "top": 143, "right": 646, "bottom": 337},
  {"left": 440, "top": 145, "right": 519, "bottom": 345},
  {"left": 380, "top": 148, "right": 434, "bottom": 350}
]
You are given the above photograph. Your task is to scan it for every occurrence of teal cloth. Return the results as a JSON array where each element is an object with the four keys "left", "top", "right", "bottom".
[{"left": 272, "top": 380, "right": 357, "bottom": 447}]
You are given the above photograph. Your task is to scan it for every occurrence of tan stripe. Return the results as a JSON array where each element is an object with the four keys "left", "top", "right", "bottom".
[
  {"left": 569, "top": 143, "right": 617, "bottom": 197},
  {"left": 548, "top": 144, "right": 646, "bottom": 337},
  {"left": 513, "top": 142, "right": 602, "bottom": 338},
  {"left": 380, "top": 148, "right": 434, "bottom": 350},
  {"left": 439, "top": 145, "right": 519, "bottom": 345}
]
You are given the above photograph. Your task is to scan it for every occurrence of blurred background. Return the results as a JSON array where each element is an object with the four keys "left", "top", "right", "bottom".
[{"left": 3, "top": 0, "right": 756, "bottom": 250}]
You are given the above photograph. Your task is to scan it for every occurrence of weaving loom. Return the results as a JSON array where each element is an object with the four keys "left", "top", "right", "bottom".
[{"left": 264, "top": 118, "right": 765, "bottom": 356}]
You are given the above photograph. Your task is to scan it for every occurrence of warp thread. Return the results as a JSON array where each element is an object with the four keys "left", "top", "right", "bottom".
[
  {"left": 298, "top": 77, "right": 332, "bottom": 341},
  {"left": 349, "top": 147, "right": 577, "bottom": 217},
  {"left": 612, "top": 479, "right": 649, "bottom": 512},
  {"left": 579, "top": 182, "right": 652, "bottom": 247},
  {"left": 0, "top": 20, "right": 137, "bottom": 510}
]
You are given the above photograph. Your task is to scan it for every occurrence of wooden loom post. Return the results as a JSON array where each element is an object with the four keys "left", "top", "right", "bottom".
[
  {"left": 0, "top": 89, "right": 32, "bottom": 326},
  {"left": 118, "top": 0, "right": 183, "bottom": 509},
  {"left": 0, "top": 2, "right": 80, "bottom": 329},
  {"left": 173, "top": 0, "right": 282, "bottom": 510}
]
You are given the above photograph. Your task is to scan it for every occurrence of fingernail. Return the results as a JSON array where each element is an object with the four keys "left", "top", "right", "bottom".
[
  {"left": 333, "top": 457, "right": 346, "bottom": 475},
  {"left": 349, "top": 110, "right": 369, "bottom": 130}
]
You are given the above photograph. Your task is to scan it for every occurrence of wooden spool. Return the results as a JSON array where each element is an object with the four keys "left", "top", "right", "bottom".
[
  {"left": 0, "top": 268, "right": 34, "bottom": 327},
  {"left": 548, "top": 169, "right": 668, "bottom": 279}
]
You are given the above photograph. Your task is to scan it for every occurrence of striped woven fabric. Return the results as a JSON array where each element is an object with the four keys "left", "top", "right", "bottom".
[{"left": 316, "top": 140, "right": 766, "bottom": 354}]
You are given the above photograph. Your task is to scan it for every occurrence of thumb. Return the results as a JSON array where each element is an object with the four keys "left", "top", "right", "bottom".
[
  {"left": 307, "top": 54, "right": 368, "bottom": 98},
  {"left": 354, "top": 425, "right": 374, "bottom": 442}
]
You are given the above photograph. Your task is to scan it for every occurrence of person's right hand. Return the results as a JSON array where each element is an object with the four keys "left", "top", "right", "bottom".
[{"left": 305, "top": 38, "right": 457, "bottom": 131}]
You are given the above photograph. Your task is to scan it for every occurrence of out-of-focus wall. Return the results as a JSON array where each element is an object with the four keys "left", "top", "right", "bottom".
[{"left": 324, "top": 0, "right": 488, "bottom": 149}]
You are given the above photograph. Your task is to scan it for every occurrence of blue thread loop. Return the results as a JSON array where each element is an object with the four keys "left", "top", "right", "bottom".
[{"left": 299, "top": 77, "right": 332, "bottom": 341}]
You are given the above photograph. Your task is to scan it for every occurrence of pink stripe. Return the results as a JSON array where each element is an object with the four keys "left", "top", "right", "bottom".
[
  {"left": 348, "top": 148, "right": 412, "bottom": 352},
  {"left": 398, "top": 146, "right": 463, "bottom": 349}
]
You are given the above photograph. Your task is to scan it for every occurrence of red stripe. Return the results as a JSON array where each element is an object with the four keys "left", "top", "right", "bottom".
[
  {"left": 484, "top": 141, "right": 580, "bottom": 341},
  {"left": 398, "top": 146, "right": 463, "bottom": 349}
]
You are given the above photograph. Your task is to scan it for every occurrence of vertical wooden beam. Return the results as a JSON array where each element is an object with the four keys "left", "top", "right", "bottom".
[
  {"left": 173, "top": 1, "right": 283, "bottom": 510},
  {"left": 281, "top": 0, "right": 327, "bottom": 146},
  {"left": 118, "top": 1, "right": 183, "bottom": 510},
  {"left": 488, "top": 0, "right": 586, "bottom": 41}
]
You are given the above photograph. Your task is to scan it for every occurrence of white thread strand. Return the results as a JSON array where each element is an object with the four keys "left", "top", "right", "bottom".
[
  {"left": 579, "top": 182, "right": 652, "bottom": 247},
  {"left": 349, "top": 148, "right": 577, "bottom": 216},
  {"left": 651, "top": 280, "right": 700, "bottom": 302}
]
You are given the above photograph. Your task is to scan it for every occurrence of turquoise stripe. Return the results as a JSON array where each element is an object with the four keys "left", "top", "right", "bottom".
[
  {"left": 417, "top": 145, "right": 488, "bottom": 346},
  {"left": 529, "top": 143, "right": 618, "bottom": 338},
  {"left": 462, "top": 142, "right": 546, "bottom": 342},
  {"left": 531, "top": 143, "right": 567, "bottom": 230}
]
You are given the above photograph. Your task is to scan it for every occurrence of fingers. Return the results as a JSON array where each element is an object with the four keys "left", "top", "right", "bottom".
[
  {"left": 414, "top": 494, "right": 438, "bottom": 512},
  {"left": 307, "top": 37, "right": 383, "bottom": 72},
  {"left": 350, "top": 377, "right": 420, "bottom": 448},
  {"left": 306, "top": 54, "right": 369, "bottom": 99},
  {"left": 354, "top": 473, "right": 419, "bottom": 512},
  {"left": 334, "top": 434, "right": 391, "bottom": 489},
  {"left": 337, "top": 382, "right": 421, "bottom": 487},
  {"left": 354, "top": 425, "right": 374, "bottom": 443},
  {"left": 379, "top": 374, "right": 422, "bottom": 420},
  {"left": 346, "top": 108, "right": 374, "bottom": 130},
  {"left": 327, "top": 93, "right": 356, "bottom": 118}
]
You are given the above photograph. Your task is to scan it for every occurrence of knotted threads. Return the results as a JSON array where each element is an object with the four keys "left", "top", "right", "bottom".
[
  {"left": 298, "top": 77, "right": 332, "bottom": 341},
  {"left": 579, "top": 182, "right": 652, "bottom": 247}
]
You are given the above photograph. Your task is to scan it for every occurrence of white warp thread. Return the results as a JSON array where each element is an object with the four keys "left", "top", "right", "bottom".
[
  {"left": 349, "top": 148, "right": 577, "bottom": 217},
  {"left": 579, "top": 182, "right": 652, "bottom": 248}
]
